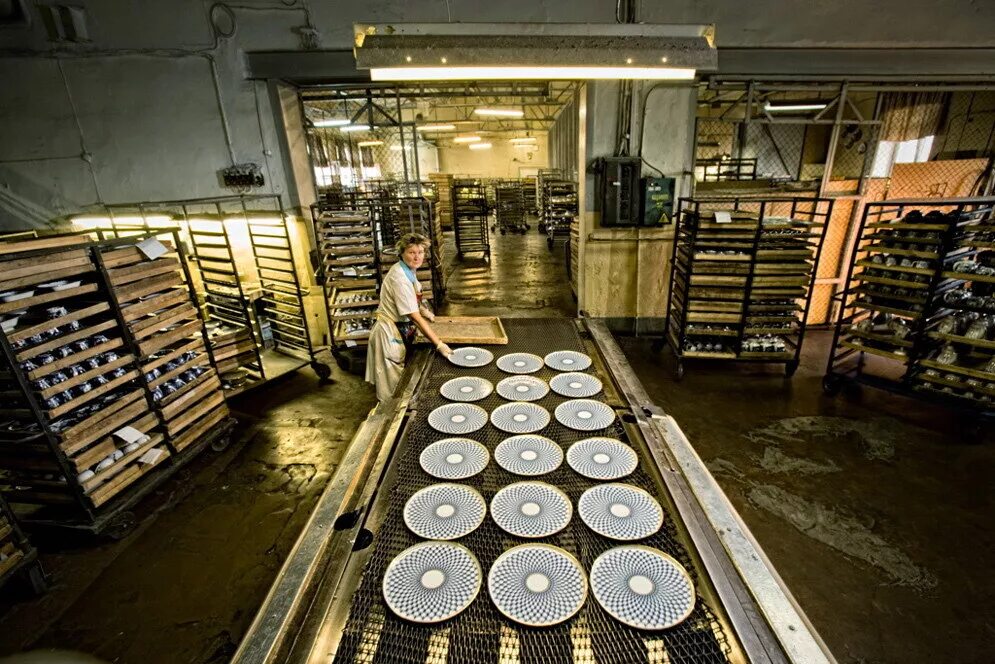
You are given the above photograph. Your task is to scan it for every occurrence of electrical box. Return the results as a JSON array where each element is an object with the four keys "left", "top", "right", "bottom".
[
  {"left": 595, "top": 157, "right": 642, "bottom": 227},
  {"left": 640, "top": 177, "right": 676, "bottom": 226},
  {"left": 221, "top": 163, "right": 265, "bottom": 190}
]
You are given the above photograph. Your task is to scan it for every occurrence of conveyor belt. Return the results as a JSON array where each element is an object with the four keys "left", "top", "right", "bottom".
[{"left": 333, "top": 319, "right": 732, "bottom": 664}]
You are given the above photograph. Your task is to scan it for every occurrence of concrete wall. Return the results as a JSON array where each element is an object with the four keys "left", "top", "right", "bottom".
[{"left": 436, "top": 139, "right": 547, "bottom": 179}]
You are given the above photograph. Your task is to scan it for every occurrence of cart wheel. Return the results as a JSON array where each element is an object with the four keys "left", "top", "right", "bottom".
[
  {"left": 822, "top": 374, "right": 844, "bottom": 396},
  {"left": 211, "top": 435, "right": 232, "bottom": 453},
  {"left": 675, "top": 361, "right": 685, "bottom": 381},
  {"left": 26, "top": 563, "right": 48, "bottom": 595},
  {"left": 311, "top": 361, "right": 333, "bottom": 383},
  {"left": 105, "top": 511, "right": 137, "bottom": 541},
  {"left": 785, "top": 361, "right": 799, "bottom": 377}
]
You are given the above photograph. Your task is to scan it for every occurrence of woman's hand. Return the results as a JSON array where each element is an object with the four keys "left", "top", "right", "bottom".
[
  {"left": 436, "top": 342, "right": 453, "bottom": 357},
  {"left": 421, "top": 308, "right": 436, "bottom": 322}
]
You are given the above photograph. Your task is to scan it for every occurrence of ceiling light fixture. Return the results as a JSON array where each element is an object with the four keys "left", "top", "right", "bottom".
[
  {"left": 514, "top": 144, "right": 536, "bottom": 149},
  {"left": 474, "top": 108, "right": 524, "bottom": 118},
  {"left": 340, "top": 124, "right": 371, "bottom": 132},
  {"left": 357, "top": 140, "right": 384, "bottom": 147},
  {"left": 453, "top": 136, "right": 482, "bottom": 143},
  {"left": 417, "top": 123, "right": 457, "bottom": 131},
  {"left": 469, "top": 142, "right": 493, "bottom": 150},
  {"left": 764, "top": 102, "right": 828, "bottom": 112},
  {"left": 313, "top": 118, "right": 351, "bottom": 127},
  {"left": 510, "top": 137, "right": 537, "bottom": 144},
  {"left": 354, "top": 23, "right": 716, "bottom": 81}
]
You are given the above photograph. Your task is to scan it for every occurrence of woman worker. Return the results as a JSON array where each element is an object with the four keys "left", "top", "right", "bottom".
[{"left": 366, "top": 233, "right": 452, "bottom": 401}]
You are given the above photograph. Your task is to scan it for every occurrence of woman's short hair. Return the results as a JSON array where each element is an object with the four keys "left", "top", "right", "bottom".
[{"left": 396, "top": 232, "right": 430, "bottom": 254}]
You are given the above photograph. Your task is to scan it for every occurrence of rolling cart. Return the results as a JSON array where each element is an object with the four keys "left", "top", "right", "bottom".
[{"left": 452, "top": 183, "right": 491, "bottom": 260}]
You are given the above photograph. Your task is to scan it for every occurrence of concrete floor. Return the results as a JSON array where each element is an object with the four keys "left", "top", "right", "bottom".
[{"left": 1, "top": 227, "right": 992, "bottom": 663}]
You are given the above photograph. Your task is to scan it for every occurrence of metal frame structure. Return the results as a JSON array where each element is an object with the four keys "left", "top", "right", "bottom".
[
  {"left": 232, "top": 318, "right": 836, "bottom": 664},
  {"left": 0, "top": 492, "right": 46, "bottom": 595},
  {"left": 452, "top": 182, "right": 491, "bottom": 260}
]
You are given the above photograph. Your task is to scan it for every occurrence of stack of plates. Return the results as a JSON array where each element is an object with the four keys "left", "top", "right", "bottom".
[
  {"left": 448, "top": 347, "right": 494, "bottom": 368},
  {"left": 440, "top": 377, "right": 493, "bottom": 402},
  {"left": 420, "top": 438, "right": 489, "bottom": 479},
  {"left": 490, "top": 402, "right": 550, "bottom": 434},
  {"left": 566, "top": 437, "right": 638, "bottom": 480},
  {"left": 497, "top": 353, "right": 544, "bottom": 374},
  {"left": 495, "top": 435, "right": 563, "bottom": 476},
  {"left": 544, "top": 350, "right": 593, "bottom": 372},
  {"left": 578, "top": 484, "right": 663, "bottom": 540},
  {"left": 589, "top": 546, "right": 695, "bottom": 630},
  {"left": 429, "top": 403, "right": 489, "bottom": 435},
  {"left": 490, "top": 481, "right": 572, "bottom": 538},
  {"left": 488, "top": 544, "right": 587, "bottom": 626},
  {"left": 404, "top": 484, "right": 487, "bottom": 540},
  {"left": 383, "top": 541, "right": 482, "bottom": 623},
  {"left": 554, "top": 399, "right": 616, "bottom": 431},
  {"left": 496, "top": 376, "right": 549, "bottom": 402}
]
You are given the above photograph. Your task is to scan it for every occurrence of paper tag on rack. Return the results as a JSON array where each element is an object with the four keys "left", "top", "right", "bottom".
[
  {"left": 345, "top": 340, "right": 357, "bottom": 347},
  {"left": 113, "top": 426, "right": 146, "bottom": 445},
  {"left": 138, "top": 448, "right": 165, "bottom": 465},
  {"left": 136, "top": 238, "right": 168, "bottom": 260},
  {"left": 714, "top": 211, "right": 732, "bottom": 224}
]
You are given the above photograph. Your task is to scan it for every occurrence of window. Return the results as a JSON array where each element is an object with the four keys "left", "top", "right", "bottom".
[{"left": 871, "top": 135, "right": 934, "bottom": 178}]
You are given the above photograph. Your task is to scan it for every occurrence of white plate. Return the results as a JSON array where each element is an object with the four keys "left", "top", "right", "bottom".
[
  {"left": 428, "top": 403, "right": 489, "bottom": 435},
  {"left": 589, "top": 545, "right": 695, "bottom": 630},
  {"left": 496, "top": 353, "right": 544, "bottom": 374},
  {"left": 490, "top": 402, "right": 551, "bottom": 434},
  {"left": 0, "top": 290, "right": 34, "bottom": 303},
  {"left": 488, "top": 543, "right": 587, "bottom": 626},
  {"left": 490, "top": 481, "right": 572, "bottom": 538},
  {"left": 383, "top": 541, "right": 482, "bottom": 623},
  {"left": 544, "top": 350, "right": 593, "bottom": 372},
  {"left": 496, "top": 375, "right": 549, "bottom": 402},
  {"left": 440, "top": 376, "right": 494, "bottom": 402},
  {"left": 495, "top": 434, "right": 563, "bottom": 476},
  {"left": 0, "top": 317, "right": 19, "bottom": 333},
  {"left": 51, "top": 281, "right": 81, "bottom": 291},
  {"left": 566, "top": 437, "right": 638, "bottom": 480},
  {"left": 420, "top": 438, "right": 490, "bottom": 480},
  {"left": 448, "top": 347, "right": 494, "bottom": 368},
  {"left": 550, "top": 372, "right": 603, "bottom": 399},
  {"left": 578, "top": 484, "right": 663, "bottom": 541},
  {"left": 554, "top": 399, "right": 616, "bottom": 431},
  {"left": 404, "top": 483, "right": 487, "bottom": 540}
]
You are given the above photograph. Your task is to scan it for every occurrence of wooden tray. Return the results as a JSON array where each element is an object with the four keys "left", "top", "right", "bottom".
[{"left": 416, "top": 316, "right": 508, "bottom": 345}]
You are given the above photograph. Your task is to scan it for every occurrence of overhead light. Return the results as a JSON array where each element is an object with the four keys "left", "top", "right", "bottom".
[
  {"left": 389, "top": 145, "right": 409, "bottom": 151},
  {"left": 357, "top": 140, "right": 384, "bottom": 147},
  {"left": 313, "top": 118, "right": 351, "bottom": 127},
  {"left": 510, "top": 137, "right": 537, "bottom": 144},
  {"left": 764, "top": 102, "right": 828, "bottom": 112},
  {"left": 340, "top": 124, "right": 371, "bottom": 132},
  {"left": 354, "top": 23, "right": 716, "bottom": 81},
  {"left": 453, "top": 136, "right": 482, "bottom": 143},
  {"left": 417, "top": 123, "right": 457, "bottom": 131},
  {"left": 514, "top": 144, "right": 537, "bottom": 149},
  {"left": 475, "top": 108, "right": 524, "bottom": 118},
  {"left": 469, "top": 142, "right": 492, "bottom": 150}
]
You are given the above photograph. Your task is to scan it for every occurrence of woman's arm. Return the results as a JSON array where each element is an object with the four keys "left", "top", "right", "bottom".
[{"left": 409, "top": 309, "right": 450, "bottom": 353}]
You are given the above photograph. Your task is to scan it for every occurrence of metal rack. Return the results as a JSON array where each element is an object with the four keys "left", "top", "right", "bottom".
[
  {"left": 543, "top": 179, "right": 578, "bottom": 251},
  {"left": 696, "top": 158, "right": 758, "bottom": 182},
  {"left": 0, "top": 482, "right": 46, "bottom": 594},
  {"left": 665, "top": 196, "right": 832, "bottom": 379},
  {"left": 494, "top": 185, "right": 528, "bottom": 234},
  {"left": 372, "top": 198, "right": 446, "bottom": 304},
  {"left": 824, "top": 196, "right": 995, "bottom": 424},
  {"left": 452, "top": 182, "right": 491, "bottom": 260}
]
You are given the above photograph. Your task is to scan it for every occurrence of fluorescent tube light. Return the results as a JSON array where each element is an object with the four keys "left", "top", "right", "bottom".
[
  {"left": 510, "top": 137, "right": 537, "bottom": 144},
  {"left": 474, "top": 108, "right": 524, "bottom": 118},
  {"left": 764, "top": 102, "right": 828, "bottom": 112},
  {"left": 417, "top": 123, "right": 457, "bottom": 131},
  {"left": 453, "top": 136, "right": 482, "bottom": 143},
  {"left": 313, "top": 118, "right": 351, "bottom": 127},
  {"left": 357, "top": 140, "right": 384, "bottom": 147},
  {"left": 340, "top": 124, "right": 371, "bottom": 132},
  {"left": 372, "top": 66, "right": 696, "bottom": 82},
  {"left": 514, "top": 144, "right": 536, "bottom": 149},
  {"left": 469, "top": 142, "right": 492, "bottom": 150}
]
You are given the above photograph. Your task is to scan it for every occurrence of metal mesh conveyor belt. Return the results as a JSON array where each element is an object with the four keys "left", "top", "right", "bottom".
[{"left": 334, "top": 319, "right": 733, "bottom": 664}]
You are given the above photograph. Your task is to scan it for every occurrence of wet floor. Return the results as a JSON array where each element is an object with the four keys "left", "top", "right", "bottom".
[{"left": 1, "top": 227, "right": 992, "bottom": 664}]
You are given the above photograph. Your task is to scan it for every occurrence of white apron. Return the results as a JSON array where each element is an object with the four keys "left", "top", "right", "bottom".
[{"left": 365, "top": 262, "right": 421, "bottom": 401}]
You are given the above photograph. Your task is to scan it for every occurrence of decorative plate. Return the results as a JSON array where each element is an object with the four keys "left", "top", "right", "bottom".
[
  {"left": 404, "top": 483, "right": 487, "bottom": 540},
  {"left": 589, "top": 545, "right": 696, "bottom": 630},
  {"left": 496, "top": 375, "right": 549, "bottom": 402},
  {"left": 554, "top": 399, "right": 616, "bottom": 432},
  {"left": 420, "top": 438, "right": 490, "bottom": 480},
  {"left": 383, "top": 541, "right": 482, "bottom": 623},
  {"left": 490, "top": 402, "right": 551, "bottom": 434},
  {"left": 488, "top": 544, "right": 587, "bottom": 627},
  {"left": 429, "top": 403, "right": 488, "bottom": 435},
  {"left": 550, "top": 372, "right": 603, "bottom": 399},
  {"left": 490, "top": 481, "right": 572, "bottom": 538},
  {"left": 566, "top": 437, "right": 638, "bottom": 480},
  {"left": 578, "top": 484, "right": 663, "bottom": 541},
  {"left": 440, "top": 376, "right": 494, "bottom": 402},
  {"left": 495, "top": 434, "right": 563, "bottom": 476},
  {"left": 544, "top": 350, "right": 593, "bottom": 372},
  {"left": 448, "top": 347, "right": 494, "bottom": 368},
  {"left": 496, "top": 353, "right": 545, "bottom": 374}
]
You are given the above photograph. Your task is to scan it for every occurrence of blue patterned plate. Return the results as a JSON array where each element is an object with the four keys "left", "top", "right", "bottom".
[
  {"left": 488, "top": 543, "right": 587, "bottom": 626},
  {"left": 429, "top": 403, "right": 488, "bottom": 435},
  {"left": 589, "top": 545, "right": 695, "bottom": 630},
  {"left": 544, "top": 350, "right": 593, "bottom": 372},
  {"left": 566, "top": 437, "right": 638, "bottom": 480},
  {"left": 496, "top": 375, "right": 549, "bottom": 402},
  {"left": 495, "top": 434, "right": 563, "bottom": 476},
  {"left": 383, "top": 541, "right": 482, "bottom": 623},
  {"left": 490, "top": 481, "right": 572, "bottom": 538},
  {"left": 448, "top": 347, "right": 494, "bottom": 368},
  {"left": 440, "top": 376, "right": 494, "bottom": 402},
  {"left": 404, "top": 483, "right": 487, "bottom": 540},
  {"left": 554, "top": 399, "right": 615, "bottom": 431},
  {"left": 420, "top": 438, "right": 489, "bottom": 480},
  {"left": 549, "top": 372, "right": 603, "bottom": 398},
  {"left": 578, "top": 483, "right": 663, "bottom": 541},
  {"left": 496, "top": 353, "right": 544, "bottom": 374}
]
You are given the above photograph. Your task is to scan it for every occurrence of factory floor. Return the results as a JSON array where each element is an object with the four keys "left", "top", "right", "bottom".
[{"left": 0, "top": 229, "right": 991, "bottom": 664}]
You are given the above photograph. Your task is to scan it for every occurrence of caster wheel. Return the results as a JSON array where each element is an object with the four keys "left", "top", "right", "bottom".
[
  {"left": 105, "top": 511, "right": 136, "bottom": 541},
  {"left": 311, "top": 361, "right": 333, "bottom": 382},
  {"left": 211, "top": 435, "right": 232, "bottom": 452},
  {"left": 822, "top": 374, "right": 844, "bottom": 396},
  {"left": 785, "top": 361, "right": 799, "bottom": 377},
  {"left": 675, "top": 362, "right": 685, "bottom": 381}
]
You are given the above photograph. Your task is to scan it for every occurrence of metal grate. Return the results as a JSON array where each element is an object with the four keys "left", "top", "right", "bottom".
[{"left": 334, "top": 319, "right": 732, "bottom": 664}]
